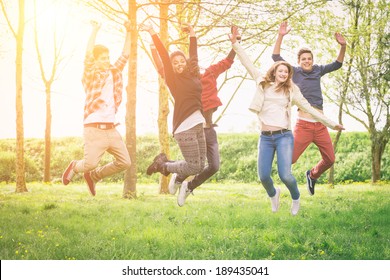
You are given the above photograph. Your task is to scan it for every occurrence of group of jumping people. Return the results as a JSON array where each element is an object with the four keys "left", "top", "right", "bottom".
[{"left": 61, "top": 20, "right": 346, "bottom": 216}]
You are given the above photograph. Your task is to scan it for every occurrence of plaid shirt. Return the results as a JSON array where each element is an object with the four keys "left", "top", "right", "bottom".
[{"left": 82, "top": 54, "right": 129, "bottom": 120}]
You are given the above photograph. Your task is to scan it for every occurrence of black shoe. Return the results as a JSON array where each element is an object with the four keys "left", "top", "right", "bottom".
[
  {"left": 146, "top": 153, "right": 168, "bottom": 175},
  {"left": 306, "top": 170, "right": 317, "bottom": 196}
]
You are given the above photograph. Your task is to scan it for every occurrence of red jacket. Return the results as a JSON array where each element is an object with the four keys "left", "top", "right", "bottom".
[{"left": 200, "top": 57, "right": 234, "bottom": 112}]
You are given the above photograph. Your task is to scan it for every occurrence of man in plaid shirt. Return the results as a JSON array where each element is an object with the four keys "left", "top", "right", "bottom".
[{"left": 62, "top": 20, "right": 131, "bottom": 196}]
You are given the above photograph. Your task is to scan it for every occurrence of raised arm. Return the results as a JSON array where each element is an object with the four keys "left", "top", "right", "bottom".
[
  {"left": 181, "top": 23, "right": 197, "bottom": 59},
  {"left": 335, "top": 32, "right": 347, "bottom": 63},
  {"left": 139, "top": 23, "right": 170, "bottom": 67},
  {"left": 205, "top": 48, "right": 235, "bottom": 77},
  {"left": 205, "top": 27, "right": 237, "bottom": 77},
  {"left": 273, "top": 21, "right": 290, "bottom": 56},
  {"left": 150, "top": 42, "right": 164, "bottom": 78},
  {"left": 229, "top": 26, "right": 262, "bottom": 82},
  {"left": 86, "top": 21, "right": 101, "bottom": 56},
  {"left": 140, "top": 22, "right": 175, "bottom": 87},
  {"left": 122, "top": 21, "right": 131, "bottom": 56},
  {"left": 272, "top": 21, "right": 290, "bottom": 62}
]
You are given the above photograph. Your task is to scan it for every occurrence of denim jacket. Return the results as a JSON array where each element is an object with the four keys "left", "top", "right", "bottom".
[{"left": 232, "top": 42, "right": 337, "bottom": 131}]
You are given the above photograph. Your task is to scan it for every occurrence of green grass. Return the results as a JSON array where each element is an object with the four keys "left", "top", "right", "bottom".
[{"left": 0, "top": 182, "right": 389, "bottom": 260}]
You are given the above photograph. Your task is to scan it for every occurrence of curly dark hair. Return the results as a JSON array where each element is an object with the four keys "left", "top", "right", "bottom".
[{"left": 170, "top": 51, "right": 200, "bottom": 78}]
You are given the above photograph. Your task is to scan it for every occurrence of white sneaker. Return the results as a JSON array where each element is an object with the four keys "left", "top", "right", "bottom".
[
  {"left": 291, "top": 198, "right": 300, "bottom": 216},
  {"left": 168, "top": 173, "right": 181, "bottom": 195},
  {"left": 270, "top": 188, "right": 281, "bottom": 213},
  {"left": 177, "top": 181, "right": 192, "bottom": 207}
]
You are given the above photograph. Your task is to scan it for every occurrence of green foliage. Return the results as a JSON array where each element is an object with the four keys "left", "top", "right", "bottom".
[
  {"left": 0, "top": 132, "right": 388, "bottom": 184},
  {"left": 0, "top": 182, "right": 389, "bottom": 260},
  {"left": 0, "top": 151, "right": 39, "bottom": 183}
]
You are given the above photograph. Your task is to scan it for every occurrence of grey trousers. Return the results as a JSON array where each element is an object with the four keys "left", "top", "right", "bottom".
[{"left": 167, "top": 123, "right": 206, "bottom": 179}]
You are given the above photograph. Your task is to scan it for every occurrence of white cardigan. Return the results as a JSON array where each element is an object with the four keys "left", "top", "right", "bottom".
[{"left": 232, "top": 42, "right": 337, "bottom": 131}]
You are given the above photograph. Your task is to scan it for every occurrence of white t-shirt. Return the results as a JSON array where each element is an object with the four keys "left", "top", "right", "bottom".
[
  {"left": 84, "top": 71, "right": 116, "bottom": 124},
  {"left": 175, "top": 110, "right": 205, "bottom": 134}
]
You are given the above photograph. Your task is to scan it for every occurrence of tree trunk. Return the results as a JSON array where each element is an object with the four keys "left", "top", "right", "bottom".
[
  {"left": 15, "top": 0, "right": 27, "bottom": 193},
  {"left": 371, "top": 134, "right": 386, "bottom": 183},
  {"left": 328, "top": 5, "right": 360, "bottom": 185},
  {"left": 123, "top": 0, "right": 137, "bottom": 199},
  {"left": 44, "top": 86, "right": 51, "bottom": 182},
  {"left": 371, "top": 144, "right": 381, "bottom": 183},
  {"left": 158, "top": 1, "right": 171, "bottom": 194},
  {"left": 328, "top": 131, "right": 341, "bottom": 185}
]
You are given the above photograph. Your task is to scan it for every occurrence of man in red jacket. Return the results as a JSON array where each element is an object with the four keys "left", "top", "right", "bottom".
[{"left": 149, "top": 27, "right": 239, "bottom": 204}]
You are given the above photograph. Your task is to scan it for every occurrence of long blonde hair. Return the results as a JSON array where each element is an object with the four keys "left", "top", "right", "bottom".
[{"left": 264, "top": 61, "right": 294, "bottom": 95}]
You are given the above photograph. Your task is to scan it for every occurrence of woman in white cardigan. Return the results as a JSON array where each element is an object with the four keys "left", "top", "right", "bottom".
[{"left": 229, "top": 27, "right": 344, "bottom": 215}]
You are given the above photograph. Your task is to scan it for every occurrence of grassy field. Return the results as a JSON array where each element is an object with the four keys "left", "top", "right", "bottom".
[{"left": 0, "top": 181, "right": 389, "bottom": 260}]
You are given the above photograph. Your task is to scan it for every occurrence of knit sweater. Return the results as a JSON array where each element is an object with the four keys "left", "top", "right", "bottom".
[{"left": 152, "top": 34, "right": 203, "bottom": 134}]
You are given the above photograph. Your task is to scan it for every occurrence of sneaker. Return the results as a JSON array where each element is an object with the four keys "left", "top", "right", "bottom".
[
  {"left": 168, "top": 173, "right": 181, "bottom": 195},
  {"left": 62, "top": 160, "right": 77, "bottom": 185},
  {"left": 270, "top": 188, "right": 281, "bottom": 213},
  {"left": 291, "top": 198, "right": 300, "bottom": 216},
  {"left": 146, "top": 153, "right": 168, "bottom": 175},
  {"left": 84, "top": 171, "right": 97, "bottom": 196},
  {"left": 177, "top": 181, "right": 192, "bottom": 207},
  {"left": 306, "top": 170, "right": 317, "bottom": 196}
]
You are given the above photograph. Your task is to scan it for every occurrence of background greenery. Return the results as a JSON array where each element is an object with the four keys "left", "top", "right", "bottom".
[
  {"left": 0, "top": 132, "right": 389, "bottom": 184},
  {"left": 0, "top": 182, "right": 389, "bottom": 260}
]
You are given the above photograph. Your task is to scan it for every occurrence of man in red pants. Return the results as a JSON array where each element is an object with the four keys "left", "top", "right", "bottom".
[{"left": 272, "top": 21, "right": 347, "bottom": 195}]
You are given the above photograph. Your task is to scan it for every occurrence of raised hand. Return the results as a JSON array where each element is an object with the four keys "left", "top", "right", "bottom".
[
  {"left": 90, "top": 20, "right": 101, "bottom": 31},
  {"left": 335, "top": 32, "right": 346, "bottom": 46},
  {"left": 279, "top": 21, "right": 291, "bottom": 36},
  {"left": 180, "top": 22, "right": 195, "bottom": 35},
  {"left": 139, "top": 22, "right": 153, "bottom": 32},
  {"left": 229, "top": 25, "right": 240, "bottom": 43},
  {"left": 180, "top": 22, "right": 191, "bottom": 33},
  {"left": 231, "top": 25, "right": 241, "bottom": 41}
]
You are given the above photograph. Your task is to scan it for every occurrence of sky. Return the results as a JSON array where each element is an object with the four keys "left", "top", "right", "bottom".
[{"left": 0, "top": 0, "right": 366, "bottom": 140}]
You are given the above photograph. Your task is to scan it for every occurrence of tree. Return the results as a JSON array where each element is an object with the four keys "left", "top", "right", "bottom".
[
  {"left": 339, "top": 0, "right": 389, "bottom": 182},
  {"left": 33, "top": 0, "right": 67, "bottom": 182},
  {"left": 156, "top": 0, "right": 171, "bottom": 194},
  {"left": 1, "top": 0, "right": 27, "bottom": 192},
  {"left": 123, "top": 0, "right": 138, "bottom": 198}
]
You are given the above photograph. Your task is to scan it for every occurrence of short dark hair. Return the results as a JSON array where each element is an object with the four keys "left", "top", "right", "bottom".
[
  {"left": 93, "top": 44, "right": 109, "bottom": 59},
  {"left": 297, "top": 48, "right": 313, "bottom": 61}
]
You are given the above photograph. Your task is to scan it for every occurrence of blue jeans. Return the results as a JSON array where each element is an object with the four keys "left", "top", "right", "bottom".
[{"left": 258, "top": 131, "right": 300, "bottom": 200}]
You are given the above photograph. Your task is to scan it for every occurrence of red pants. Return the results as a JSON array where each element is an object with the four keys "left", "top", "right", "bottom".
[{"left": 292, "top": 119, "right": 335, "bottom": 180}]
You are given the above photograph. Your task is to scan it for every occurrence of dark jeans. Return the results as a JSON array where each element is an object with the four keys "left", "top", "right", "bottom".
[{"left": 188, "top": 127, "right": 220, "bottom": 190}]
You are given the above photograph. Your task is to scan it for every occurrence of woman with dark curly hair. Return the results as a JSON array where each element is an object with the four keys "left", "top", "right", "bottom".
[{"left": 140, "top": 22, "right": 206, "bottom": 207}]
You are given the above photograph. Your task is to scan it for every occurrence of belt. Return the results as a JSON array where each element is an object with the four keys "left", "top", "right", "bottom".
[
  {"left": 84, "top": 123, "right": 116, "bottom": 130},
  {"left": 261, "top": 129, "right": 290, "bottom": 136}
]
